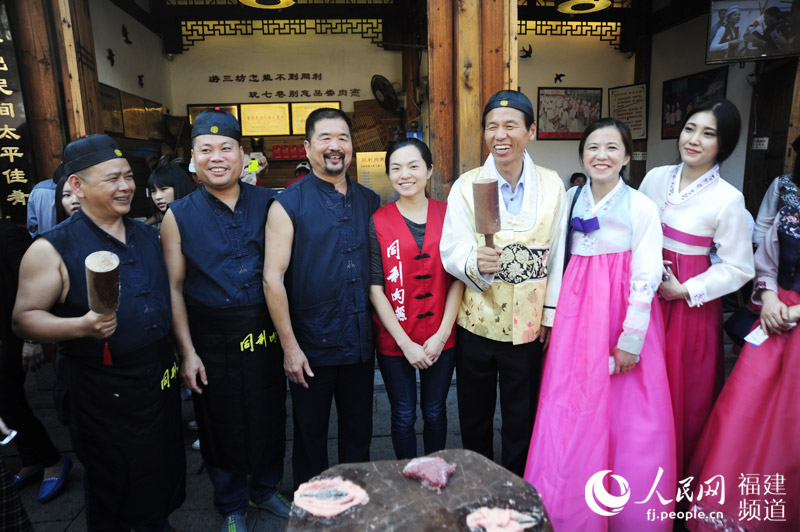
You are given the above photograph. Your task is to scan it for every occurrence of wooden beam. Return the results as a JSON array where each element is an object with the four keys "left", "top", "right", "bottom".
[
  {"left": 454, "top": 0, "right": 482, "bottom": 178},
  {"left": 427, "top": 0, "right": 453, "bottom": 200},
  {"left": 481, "top": 0, "right": 504, "bottom": 103},
  {"left": 517, "top": 5, "right": 628, "bottom": 22},
  {"left": 72, "top": 0, "right": 103, "bottom": 134},
  {"left": 481, "top": 0, "right": 504, "bottom": 162},
  {"left": 109, "top": 0, "right": 152, "bottom": 31},
  {"left": 51, "top": 0, "right": 85, "bottom": 139},
  {"left": 6, "top": 0, "right": 64, "bottom": 182},
  {"left": 506, "top": 0, "right": 518, "bottom": 91},
  {"left": 51, "top": 0, "right": 103, "bottom": 139},
  {"left": 161, "top": 4, "right": 391, "bottom": 22}
]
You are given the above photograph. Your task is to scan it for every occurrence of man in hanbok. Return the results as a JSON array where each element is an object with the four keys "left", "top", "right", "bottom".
[{"left": 440, "top": 90, "right": 566, "bottom": 476}]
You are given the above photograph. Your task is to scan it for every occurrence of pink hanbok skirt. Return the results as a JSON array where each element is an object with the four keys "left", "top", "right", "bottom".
[
  {"left": 686, "top": 288, "right": 800, "bottom": 532},
  {"left": 524, "top": 251, "right": 676, "bottom": 532},
  {"left": 660, "top": 249, "right": 724, "bottom": 479}
]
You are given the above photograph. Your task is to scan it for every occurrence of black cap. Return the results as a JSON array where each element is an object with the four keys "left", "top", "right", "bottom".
[
  {"left": 62, "top": 135, "right": 125, "bottom": 176},
  {"left": 192, "top": 109, "right": 241, "bottom": 142},
  {"left": 482, "top": 90, "right": 534, "bottom": 124},
  {"left": 52, "top": 163, "right": 66, "bottom": 183}
]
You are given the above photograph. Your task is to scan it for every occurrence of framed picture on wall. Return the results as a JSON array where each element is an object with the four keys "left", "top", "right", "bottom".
[
  {"left": 120, "top": 91, "right": 148, "bottom": 140},
  {"left": 187, "top": 104, "right": 240, "bottom": 125},
  {"left": 536, "top": 87, "right": 602, "bottom": 140},
  {"left": 145, "top": 100, "right": 164, "bottom": 140},
  {"left": 291, "top": 101, "right": 341, "bottom": 135},
  {"left": 661, "top": 66, "right": 728, "bottom": 139},
  {"left": 99, "top": 83, "right": 124, "bottom": 134},
  {"left": 240, "top": 103, "right": 291, "bottom": 136},
  {"left": 608, "top": 83, "right": 648, "bottom": 141}
]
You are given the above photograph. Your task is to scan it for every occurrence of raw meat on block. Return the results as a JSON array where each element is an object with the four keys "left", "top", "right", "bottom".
[
  {"left": 293, "top": 477, "right": 369, "bottom": 518},
  {"left": 466, "top": 506, "right": 538, "bottom": 532},
  {"left": 402, "top": 456, "right": 456, "bottom": 493}
]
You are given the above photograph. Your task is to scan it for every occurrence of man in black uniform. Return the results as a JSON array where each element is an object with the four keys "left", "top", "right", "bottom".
[
  {"left": 162, "top": 110, "right": 288, "bottom": 532},
  {"left": 13, "top": 135, "right": 185, "bottom": 531}
]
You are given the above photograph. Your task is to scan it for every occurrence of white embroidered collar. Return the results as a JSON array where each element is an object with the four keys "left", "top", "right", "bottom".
[
  {"left": 583, "top": 177, "right": 625, "bottom": 216},
  {"left": 667, "top": 163, "right": 720, "bottom": 205}
]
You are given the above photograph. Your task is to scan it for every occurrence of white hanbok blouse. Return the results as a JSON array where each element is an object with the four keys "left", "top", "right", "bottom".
[
  {"left": 639, "top": 164, "right": 754, "bottom": 307},
  {"left": 567, "top": 178, "right": 662, "bottom": 355}
]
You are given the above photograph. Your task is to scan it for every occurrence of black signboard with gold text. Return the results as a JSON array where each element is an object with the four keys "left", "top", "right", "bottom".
[{"left": 0, "top": 0, "right": 36, "bottom": 224}]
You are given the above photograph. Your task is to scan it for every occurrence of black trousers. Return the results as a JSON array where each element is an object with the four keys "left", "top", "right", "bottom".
[
  {"left": 0, "top": 338, "right": 60, "bottom": 469},
  {"left": 289, "top": 357, "right": 374, "bottom": 489},
  {"left": 455, "top": 326, "right": 544, "bottom": 477}
]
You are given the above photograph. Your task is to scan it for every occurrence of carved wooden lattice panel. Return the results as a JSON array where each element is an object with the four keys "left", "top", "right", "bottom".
[{"left": 181, "top": 18, "right": 382, "bottom": 49}]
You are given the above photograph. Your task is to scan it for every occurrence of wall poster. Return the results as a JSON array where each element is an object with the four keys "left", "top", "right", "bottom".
[
  {"left": 537, "top": 87, "right": 603, "bottom": 140},
  {"left": 291, "top": 101, "right": 341, "bottom": 136},
  {"left": 661, "top": 66, "right": 728, "bottom": 139},
  {"left": 608, "top": 83, "right": 648, "bottom": 141},
  {"left": 240, "top": 103, "right": 291, "bottom": 136}
]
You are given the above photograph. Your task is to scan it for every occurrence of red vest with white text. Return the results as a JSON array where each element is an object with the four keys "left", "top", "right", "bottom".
[{"left": 372, "top": 200, "right": 456, "bottom": 356}]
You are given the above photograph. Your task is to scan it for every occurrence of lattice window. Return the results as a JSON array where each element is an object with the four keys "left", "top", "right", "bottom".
[
  {"left": 518, "top": 20, "right": 621, "bottom": 48},
  {"left": 180, "top": 18, "right": 382, "bottom": 49},
  {"left": 313, "top": 19, "right": 381, "bottom": 39}
]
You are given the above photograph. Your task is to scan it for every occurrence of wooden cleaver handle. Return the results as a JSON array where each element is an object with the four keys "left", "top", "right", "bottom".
[{"left": 85, "top": 251, "right": 120, "bottom": 315}]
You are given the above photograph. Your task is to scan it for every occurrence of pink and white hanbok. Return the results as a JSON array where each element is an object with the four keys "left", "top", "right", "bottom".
[
  {"left": 525, "top": 179, "right": 676, "bottom": 532},
  {"left": 639, "top": 164, "right": 754, "bottom": 478}
]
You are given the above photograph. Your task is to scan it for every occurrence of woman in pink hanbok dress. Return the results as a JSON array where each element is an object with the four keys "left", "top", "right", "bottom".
[
  {"left": 686, "top": 198, "right": 800, "bottom": 532},
  {"left": 639, "top": 99, "right": 754, "bottom": 478},
  {"left": 524, "top": 118, "right": 676, "bottom": 532}
]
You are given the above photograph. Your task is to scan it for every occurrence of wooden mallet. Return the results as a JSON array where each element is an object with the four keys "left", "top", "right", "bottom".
[
  {"left": 85, "top": 251, "right": 120, "bottom": 365},
  {"left": 472, "top": 178, "right": 501, "bottom": 248}
]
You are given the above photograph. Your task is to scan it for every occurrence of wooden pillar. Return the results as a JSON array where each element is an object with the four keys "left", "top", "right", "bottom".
[
  {"left": 51, "top": 0, "right": 103, "bottom": 140},
  {"left": 427, "top": 0, "right": 516, "bottom": 200},
  {"left": 481, "top": 0, "right": 505, "bottom": 110},
  {"left": 427, "top": 0, "right": 453, "bottom": 201},
  {"left": 6, "top": 0, "right": 63, "bottom": 182},
  {"left": 454, "top": 0, "right": 482, "bottom": 178},
  {"left": 505, "top": 0, "right": 518, "bottom": 91},
  {"left": 480, "top": 0, "right": 504, "bottom": 162}
]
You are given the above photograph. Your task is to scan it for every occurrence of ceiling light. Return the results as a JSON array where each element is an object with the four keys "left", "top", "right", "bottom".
[
  {"left": 557, "top": 0, "right": 611, "bottom": 14},
  {"left": 239, "top": 0, "right": 295, "bottom": 9}
]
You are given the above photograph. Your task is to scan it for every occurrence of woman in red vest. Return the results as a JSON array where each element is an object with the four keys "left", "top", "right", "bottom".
[{"left": 369, "top": 138, "right": 464, "bottom": 459}]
